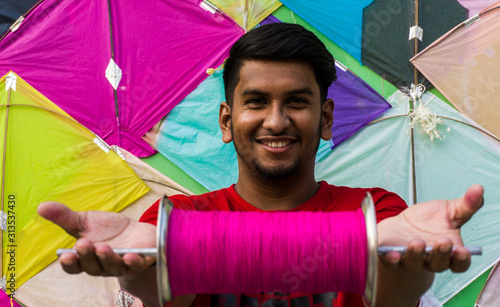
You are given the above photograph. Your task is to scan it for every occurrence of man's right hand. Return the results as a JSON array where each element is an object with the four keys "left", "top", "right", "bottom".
[{"left": 37, "top": 202, "right": 157, "bottom": 277}]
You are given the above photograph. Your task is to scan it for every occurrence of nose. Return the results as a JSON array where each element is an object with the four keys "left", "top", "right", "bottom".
[{"left": 262, "top": 102, "right": 289, "bottom": 133}]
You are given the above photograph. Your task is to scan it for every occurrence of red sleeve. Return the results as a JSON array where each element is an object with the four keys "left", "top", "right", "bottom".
[
  {"left": 139, "top": 194, "right": 197, "bottom": 226},
  {"left": 370, "top": 188, "right": 408, "bottom": 223},
  {"left": 138, "top": 198, "right": 161, "bottom": 226}
]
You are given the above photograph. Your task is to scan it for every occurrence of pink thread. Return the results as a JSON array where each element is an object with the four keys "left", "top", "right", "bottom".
[{"left": 167, "top": 208, "right": 367, "bottom": 297}]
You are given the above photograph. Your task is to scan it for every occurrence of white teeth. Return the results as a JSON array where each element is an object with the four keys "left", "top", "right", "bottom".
[{"left": 265, "top": 141, "right": 289, "bottom": 148}]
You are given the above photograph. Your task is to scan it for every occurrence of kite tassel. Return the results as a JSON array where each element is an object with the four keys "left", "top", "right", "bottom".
[
  {"left": 206, "top": 65, "right": 224, "bottom": 75},
  {"left": 206, "top": 59, "right": 226, "bottom": 75},
  {"left": 408, "top": 86, "right": 450, "bottom": 141}
]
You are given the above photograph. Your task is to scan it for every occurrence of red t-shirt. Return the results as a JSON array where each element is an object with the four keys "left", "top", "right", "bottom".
[{"left": 140, "top": 181, "right": 407, "bottom": 307}]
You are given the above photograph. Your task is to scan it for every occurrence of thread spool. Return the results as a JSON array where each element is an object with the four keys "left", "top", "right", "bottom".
[{"left": 155, "top": 193, "right": 378, "bottom": 307}]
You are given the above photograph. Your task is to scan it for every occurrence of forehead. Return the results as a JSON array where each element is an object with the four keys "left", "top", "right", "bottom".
[{"left": 235, "top": 59, "right": 320, "bottom": 96}]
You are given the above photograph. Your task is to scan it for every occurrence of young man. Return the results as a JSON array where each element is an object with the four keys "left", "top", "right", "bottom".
[{"left": 38, "top": 23, "right": 483, "bottom": 307}]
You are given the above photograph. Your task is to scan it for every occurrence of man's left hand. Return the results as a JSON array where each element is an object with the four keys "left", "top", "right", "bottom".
[{"left": 377, "top": 184, "right": 484, "bottom": 273}]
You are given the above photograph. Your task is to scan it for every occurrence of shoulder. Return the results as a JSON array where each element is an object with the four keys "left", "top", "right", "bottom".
[
  {"left": 317, "top": 182, "right": 407, "bottom": 222},
  {"left": 139, "top": 187, "right": 237, "bottom": 225},
  {"left": 168, "top": 188, "right": 233, "bottom": 211}
]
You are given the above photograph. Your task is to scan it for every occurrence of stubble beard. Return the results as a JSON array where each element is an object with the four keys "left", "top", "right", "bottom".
[{"left": 231, "top": 124, "right": 322, "bottom": 182}]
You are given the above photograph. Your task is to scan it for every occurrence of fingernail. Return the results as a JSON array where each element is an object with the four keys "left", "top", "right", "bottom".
[
  {"left": 440, "top": 245, "right": 451, "bottom": 253},
  {"left": 413, "top": 245, "right": 424, "bottom": 254},
  {"left": 457, "top": 252, "right": 468, "bottom": 261},
  {"left": 96, "top": 251, "right": 106, "bottom": 260},
  {"left": 79, "top": 247, "right": 88, "bottom": 256}
]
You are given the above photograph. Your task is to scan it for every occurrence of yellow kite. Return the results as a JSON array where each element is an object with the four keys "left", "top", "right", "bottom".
[{"left": 0, "top": 72, "right": 150, "bottom": 294}]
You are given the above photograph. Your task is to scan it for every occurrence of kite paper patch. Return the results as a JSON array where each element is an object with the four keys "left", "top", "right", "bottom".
[
  {"left": 5, "top": 72, "right": 16, "bottom": 91},
  {"left": 115, "top": 289, "right": 135, "bottom": 307},
  {"left": 408, "top": 25, "right": 423, "bottom": 41},
  {"left": 105, "top": 59, "right": 122, "bottom": 90},
  {"left": 94, "top": 136, "right": 111, "bottom": 153}
]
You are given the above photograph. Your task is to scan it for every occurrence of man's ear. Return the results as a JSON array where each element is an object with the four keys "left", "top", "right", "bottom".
[
  {"left": 321, "top": 98, "right": 334, "bottom": 141},
  {"left": 219, "top": 101, "right": 233, "bottom": 143}
]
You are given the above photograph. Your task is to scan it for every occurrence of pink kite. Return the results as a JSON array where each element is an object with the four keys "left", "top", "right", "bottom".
[
  {"left": 411, "top": 2, "right": 500, "bottom": 139},
  {"left": 0, "top": 290, "right": 21, "bottom": 307},
  {"left": 458, "top": 0, "right": 499, "bottom": 16},
  {"left": 0, "top": 0, "right": 244, "bottom": 156}
]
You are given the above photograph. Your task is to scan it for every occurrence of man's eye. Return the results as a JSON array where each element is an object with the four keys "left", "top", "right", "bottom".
[
  {"left": 289, "top": 97, "right": 308, "bottom": 105},
  {"left": 247, "top": 98, "right": 265, "bottom": 105}
]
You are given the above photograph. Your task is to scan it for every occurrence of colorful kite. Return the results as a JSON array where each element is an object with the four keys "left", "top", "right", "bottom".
[
  {"left": 210, "top": 0, "right": 282, "bottom": 30},
  {"left": 0, "top": 72, "right": 150, "bottom": 295},
  {"left": 13, "top": 147, "right": 192, "bottom": 306},
  {"left": 0, "top": 0, "right": 244, "bottom": 157},
  {"left": 278, "top": 0, "right": 488, "bottom": 91},
  {"left": 411, "top": 3, "right": 500, "bottom": 140},
  {"left": 316, "top": 91, "right": 500, "bottom": 304}
]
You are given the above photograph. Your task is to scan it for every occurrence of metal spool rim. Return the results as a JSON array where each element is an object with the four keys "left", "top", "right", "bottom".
[
  {"left": 157, "top": 196, "right": 173, "bottom": 305},
  {"left": 362, "top": 192, "right": 378, "bottom": 307}
]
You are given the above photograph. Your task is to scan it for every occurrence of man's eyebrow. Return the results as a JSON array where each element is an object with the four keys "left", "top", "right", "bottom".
[
  {"left": 240, "top": 88, "right": 269, "bottom": 97},
  {"left": 286, "top": 87, "right": 314, "bottom": 96},
  {"left": 240, "top": 87, "right": 314, "bottom": 97}
]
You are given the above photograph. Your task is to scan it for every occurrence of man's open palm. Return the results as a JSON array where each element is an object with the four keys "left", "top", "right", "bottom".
[{"left": 37, "top": 202, "right": 156, "bottom": 277}]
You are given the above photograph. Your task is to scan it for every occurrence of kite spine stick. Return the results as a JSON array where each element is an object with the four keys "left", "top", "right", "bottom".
[
  {"left": 410, "top": 114, "right": 417, "bottom": 205},
  {"left": 409, "top": 0, "right": 420, "bottom": 205},
  {"left": 0, "top": 84, "right": 12, "bottom": 281},
  {"left": 106, "top": 0, "right": 122, "bottom": 147},
  {"left": 243, "top": 0, "right": 248, "bottom": 30}
]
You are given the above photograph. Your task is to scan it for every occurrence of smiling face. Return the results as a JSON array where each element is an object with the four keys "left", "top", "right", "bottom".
[{"left": 219, "top": 59, "right": 334, "bottom": 183}]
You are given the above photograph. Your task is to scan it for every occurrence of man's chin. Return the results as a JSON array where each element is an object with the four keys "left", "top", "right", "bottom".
[{"left": 253, "top": 163, "right": 299, "bottom": 181}]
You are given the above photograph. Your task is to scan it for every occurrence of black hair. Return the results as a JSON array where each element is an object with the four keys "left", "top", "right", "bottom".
[{"left": 223, "top": 23, "right": 337, "bottom": 105}]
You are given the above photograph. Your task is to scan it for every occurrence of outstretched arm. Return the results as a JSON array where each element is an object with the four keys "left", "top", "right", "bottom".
[
  {"left": 374, "top": 184, "right": 484, "bottom": 307},
  {"left": 37, "top": 202, "right": 161, "bottom": 306}
]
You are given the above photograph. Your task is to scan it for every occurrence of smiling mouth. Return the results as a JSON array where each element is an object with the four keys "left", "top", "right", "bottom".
[{"left": 262, "top": 141, "right": 291, "bottom": 148}]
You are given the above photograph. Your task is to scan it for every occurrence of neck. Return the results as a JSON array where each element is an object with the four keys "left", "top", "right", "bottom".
[{"left": 234, "top": 170, "right": 320, "bottom": 210}]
